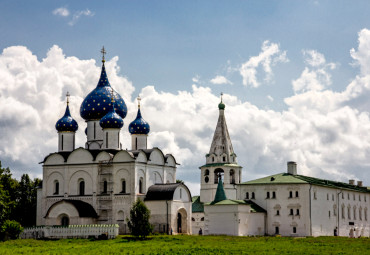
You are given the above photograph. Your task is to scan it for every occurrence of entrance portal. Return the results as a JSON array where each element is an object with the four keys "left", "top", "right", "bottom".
[{"left": 177, "top": 213, "right": 182, "bottom": 233}]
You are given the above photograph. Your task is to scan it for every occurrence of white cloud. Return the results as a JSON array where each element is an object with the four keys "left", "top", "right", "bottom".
[
  {"left": 68, "top": 9, "right": 94, "bottom": 26},
  {"left": 292, "top": 50, "right": 336, "bottom": 93},
  {"left": 2, "top": 31, "right": 370, "bottom": 196},
  {"left": 192, "top": 75, "right": 200, "bottom": 83},
  {"left": 53, "top": 7, "right": 70, "bottom": 17},
  {"left": 267, "top": 95, "right": 274, "bottom": 102},
  {"left": 239, "top": 40, "right": 288, "bottom": 88},
  {"left": 210, "top": 75, "right": 232, "bottom": 85}
]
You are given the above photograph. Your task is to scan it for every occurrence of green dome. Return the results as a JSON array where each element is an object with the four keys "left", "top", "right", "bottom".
[{"left": 218, "top": 101, "right": 225, "bottom": 110}]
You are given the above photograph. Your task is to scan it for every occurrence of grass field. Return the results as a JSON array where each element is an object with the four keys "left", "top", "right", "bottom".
[{"left": 0, "top": 235, "right": 369, "bottom": 254}]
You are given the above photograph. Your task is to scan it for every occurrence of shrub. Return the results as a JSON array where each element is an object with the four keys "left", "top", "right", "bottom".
[
  {"left": 1, "top": 220, "right": 23, "bottom": 240},
  {"left": 127, "top": 199, "right": 153, "bottom": 239}
]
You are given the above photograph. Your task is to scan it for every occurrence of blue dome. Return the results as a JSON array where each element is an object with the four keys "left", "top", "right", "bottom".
[
  {"left": 80, "top": 63, "right": 127, "bottom": 120},
  {"left": 129, "top": 108, "right": 150, "bottom": 135},
  {"left": 56, "top": 104, "right": 78, "bottom": 132},
  {"left": 100, "top": 102, "right": 124, "bottom": 129}
]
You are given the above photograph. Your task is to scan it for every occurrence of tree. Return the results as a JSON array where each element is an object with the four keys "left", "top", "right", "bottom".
[
  {"left": 176, "top": 179, "right": 184, "bottom": 184},
  {"left": 127, "top": 199, "right": 153, "bottom": 239}
]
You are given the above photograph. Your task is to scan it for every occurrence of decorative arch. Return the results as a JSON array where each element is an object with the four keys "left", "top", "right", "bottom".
[
  {"left": 47, "top": 171, "right": 64, "bottom": 196},
  {"left": 177, "top": 207, "right": 188, "bottom": 234},
  {"left": 66, "top": 148, "right": 94, "bottom": 164},
  {"left": 69, "top": 170, "right": 93, "bottom": 195},
  {"left": 214, "top": 168, "right": 224, "bottom": 183}
]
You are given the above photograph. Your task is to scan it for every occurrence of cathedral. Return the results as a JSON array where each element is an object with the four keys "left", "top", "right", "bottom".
[{"left": 36, "top": 49, "right": 192, "bottom": 235}]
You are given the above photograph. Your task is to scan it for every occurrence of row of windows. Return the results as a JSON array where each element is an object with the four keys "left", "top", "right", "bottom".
[
  {"left": 274, "top": 208, "right": 300, "bottom": 216},
  {"left": 274, "top": 226, "right": 297, "bottom": 235},
  {"left": 204, "top": 169, "right": 236, "bottom": 184},
  {"left": 314, "top": 192, "right": 368, "bottom": 202},
  {"left": 245, "top": 191, "right": 299, "bottom": 200},
  {"left": 341, "top": 205, "right": 368, "bottom": 221}
]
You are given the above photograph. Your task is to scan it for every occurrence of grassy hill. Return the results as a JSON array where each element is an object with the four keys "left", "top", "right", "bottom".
[{"left": 0, "top": 235, "right": 369, "bottom": 254}]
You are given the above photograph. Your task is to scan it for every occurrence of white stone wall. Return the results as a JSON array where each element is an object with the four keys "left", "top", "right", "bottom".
[
  {"left": 58, "top": 132, "right": 75, "bottom": 152},
  {"left": 191, "top": 212, "right": 205, "bottom": 235},
  {"left": 102, "top": 129, "right": 121, "bottom": 150}
]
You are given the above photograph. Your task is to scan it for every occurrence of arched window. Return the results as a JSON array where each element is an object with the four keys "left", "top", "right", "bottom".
[
  {"left": 275, "top": 227, "right": 279, "bottom": 234},
  {"left": 365, "top": 208, "right": 368, "bottom": 221},
  {"left": 289, "top": 191, "right": 293, "bottom": 198},
  {"left": 61, "top": 216, "right": 69, "bottom": 226},
  {"left": 266, "top": 192, "right": 270, "bottom": 199},
  {"left": 295, "top": 191, "right": 299, "bottom": 197},
  {"left": 103, "top": 180, "right": 108, "bottom": 194},
  {"left": 290, "top": 209, "right": 294, "bottom": 215},
  {"left": 293, "top": 227, "right": 297, "bottom": 233},
  {"left": 359, "top": 207, "right": 362, "bottom": 220},
  {"left": 353, "top": 207, "right": 357, "bottom": 220},
  {"left": 342, "top": 205, "right": 345, "bottom": 219},
  {"left": 121, "top": 179, "right": 126, "bottom": 193},
  {"left": 296, "top": 209, "right": 300, "bottom": 215},
  {"left": 230, "top": 170, "right": 235, "bottom": 184},
  {"left": 79, "top": 180, "right": 85, "bottom": 196},
  {"left": 251, "top": 192, "right": 255, "bottom": 199},
  {"left": 214, "top": 168, "right": 224, "bottom": 184},
  {"left": 272, "top": 191, "right": 276, "bottom": 199},
  {"left": 246, "top": 192, "right": 249, "bottom": 199},
  {"left": 54, "top": 181, "right": 59, "bottom": 195},
  {"left": 139, "top": 177, "right": 143, "bottom": 194},
  {"left": 204, "top": 169, "right": 209, "bottom": 176},
  {"left": 348, "top": 206, "right": 351, "bottom": 219}
]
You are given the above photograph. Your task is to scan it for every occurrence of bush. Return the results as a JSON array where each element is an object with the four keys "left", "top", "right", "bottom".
[
  {"left": 1, "top": 220, "right": 23, "bottom": 240},
  {"left": 127, "top": 199, "right": 153, "bottom": 239}
]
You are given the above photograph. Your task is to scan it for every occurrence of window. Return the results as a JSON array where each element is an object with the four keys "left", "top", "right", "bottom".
[
  {"left": 230, "top": 170, "right": 235, "bottom": 184},
  {"left": 295, "top": 191, "right": 299, "bottom": 198},
  {"left": 327, "top": 194, "right": 329, "bottom": 200},
  {"left": 139, "top": 177, "right": 143, "bottom": 194},
  {"left": 348, "top": 206, "right": 351, "bottom": 219},
  {"left": 332, "top": 194, "right": 334, "bottom": 201},
  {"left": 365, "top": 208, "right": 367, "bottom": 221},
  {"left": 314, "top": 192, "right": 317, "bottom": 200},
  {"left": 212, "top": 157, "right": 214, "bottom": 162},
  {"left": 214, "top": 169, "right": 224, "bottom": 184},
  {"left": 106, "top": 132, "right": 108, "bottom": 148},
  {"left": 275, "top": 227, "right": 279, "bottom": 235},
  {"left": 365, "top": 196, "right": 367, "bottom": 202},
  {"left": 276, "top": 210, "right": 280, "bottom": 216},
  {"left": 61, "top": 135, "right": 64, "bottom": 151},
  {"left": 94, "top": 122, "right": 96, "bottom": 139},
  {"left": 333, "top": 205, "right": 337, "bottom": 216},
  {"left": 61, "top": 216, "right": 69, "bottom": 227},
  {"left": 296, "top": 209, "right": 300, "bottom": 215},
  {"left": 79, "top": 180, "right": 85, "bottom": 196},
  {"left": 191, "top": 217, "right": 195, "bottom": 221},
  {"left": 348, "top": 193, "right": 350, "bottom": 200},
  {"left": 359, "top": 195, "right": 361, "bottom": 201},
  {"left": 103, "top": 180, "right": 108, "bottom": 194},
  {"left": 204, "top": 169, "right": 209, "bottom": 176},
  {"left": 342, "top": 193, "right": 344, "bottom": 199},
  {"left": 353, "top": 194, "right": 355, "bottom": 200},
  {"left": 117, "top": 132, "right": 120, "bottom": 147},
  {"left": 293, "top": 227, "right": 297, "bottom": 234},
  {"left": 353, "top": 207, "right": 357, "bottom": 220},
  {"left": 121, "top": 179, "right": 126, "bottom": 193},
  {"left": 223, "top": 156, "right": 226, "bottom": 162},
  {"left": 342, "top": 205, "right": 345, "bottom": 219},
  {"left": 290, "top": 209, "right": 294, "bottom": 215},
  {"left": 201, "top": 217, "right": 204, "bottom": 221},
  {"left": 289, "top": 191, "right": 293, "bottom": 198},
  {"left": 329, "top": 211, "right": 331, "bottom": 218},
  {"left": 54, "top": 181, "right": 59, "bottom": 195},
  {"left": 204, "top": 176, "right": 209, "bottom": 183},
  {"left": 246, "top": 192, "right": 249, "bottom": 199},
  {"left": 266, "top": 192, "right": 270, "bottom": 199},
  {"left": 251, "top": 192, "right": 255, "bottom": 199},
  {"left": 272, "top": 191, "right": 276, "bottom": 199},
  {"left": 359, "top": 207, "right": 362, "bottom": 221}
]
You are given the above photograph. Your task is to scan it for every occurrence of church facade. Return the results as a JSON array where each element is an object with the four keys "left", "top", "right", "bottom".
[
  {"left": 194, "top": 98, "right": 370, "bottom": 237},
  {"left": 36, "top": 51, "right": 192, "bottom": 234}
]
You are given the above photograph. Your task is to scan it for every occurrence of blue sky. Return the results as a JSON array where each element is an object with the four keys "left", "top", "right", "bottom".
[{"left": 2, "top": 1, "right": 370, "bottom": 194}]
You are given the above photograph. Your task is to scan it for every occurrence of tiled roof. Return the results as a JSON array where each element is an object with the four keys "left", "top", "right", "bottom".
[
  {"left": 192, "top": 196, "right": 204, "bottom": 213},
  {"left": 241, "top": 173, "right": 370, "bottom": 193}
]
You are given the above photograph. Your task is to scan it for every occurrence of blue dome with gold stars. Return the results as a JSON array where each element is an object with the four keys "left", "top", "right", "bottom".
[
  {"left": 100, "top": 101, "right": 124, "bottom": 129},
  {"left": 56, "top": 104, "right": 78, "bottom": 132},
  {"left": 129, "top": 108, "right": 150, "bottom": 135},
  {"left": 80, "top": 63, "right": 127, "bottom": 121}
]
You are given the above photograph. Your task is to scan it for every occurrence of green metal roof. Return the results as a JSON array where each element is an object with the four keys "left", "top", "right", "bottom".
[
  {"left": 199, "top": 163, "right": 242, "bottom": 169},
  {"left": 192, "top": 196, "right": 204, "bottom": 213},
  {"left": 210, "top": 180, "right": 227, "bottom": 205},
  {"left": 205, "top": 199, "right": 266, "bottom": 213},
  {"left": 241, "top": 172, "right": 370, "bottom": 193}
]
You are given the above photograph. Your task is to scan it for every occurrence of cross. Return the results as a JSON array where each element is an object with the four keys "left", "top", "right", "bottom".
[
  {"left": 110, "top": 87, "right": 115, "bottom": 103},
  {"left": 220, "top": 92, "right": 223, "bottom": 102},
  {"left": 101, "top": 46, "right": 106, "bottom": 62},
  {"left": 66, "top": 91, "right": 70, "bottom": 104},
  {"left": 137, "top": 95, "right": 141, "bottom": 108}
]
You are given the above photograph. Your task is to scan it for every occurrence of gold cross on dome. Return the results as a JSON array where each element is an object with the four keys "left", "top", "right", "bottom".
[
  {"left": 137, "top": 95, "right": 141, "bottom": 108},
  {"left": 66, "top": 91, "right": 70, "bottom": 105},
  {"left": 101, "top": 46, "right": 106, "bottom": 62}
]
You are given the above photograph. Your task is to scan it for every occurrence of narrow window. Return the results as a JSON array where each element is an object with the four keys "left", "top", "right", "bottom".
[
  {"left": 251, "top": 192, "right": 255, "bottom": 199},
  {"left": 342, "top": 193, "right": 344, "bottom": 199},
  {"left": 290, "top": 209, "right": 293, "bottom": 215},
  {"left": 314, "top": 192, "right": 317, "bottom": 200},
  {"left": 201, "top": 217, "right": 204, "bottom": 221},
  {"left": 293, "top": 227, "right": 297, "bottom": 233},
  {"left": 79, "top": 180, "right": 85, "bottom": 196},
  {"left": 275, "top": 227, "right": 279, "bottom": 234},
  {"left": 103, "top": 180, "right": 108, "bottom": 193},
  {"left": 348, "top": 193, "right": 350, "bottom": 200},
  {"left": 359, "top": 195, "right": 361, "bottom": 201},
  {"left": 276, "top": 210, "right": 280, "bottom": 216},
  {"left": 296, "top": 209, "right": 300, "bottom": 215},
  {"left": 118, "top": 132, "right": 119, "bottom": 148},
  {"left": 94, "top": 122, "right": 96, "bottom": 139},
  {"left": 353, "top": 207, "right": 357, "bottom": 220},
  {"left": 135, "top": 137, "right": 138, "bottom": 150},
  {"left": 295, "top": 191, "right": 299, "bottom": 197},
  {"left": 359, "top": 208, "right": 362, "bottom": 220},
  {"left": 266, "top": 192, "right": 270, "bottom": 199},
  {"left": 342, "top": 206, "right": 345, "bottom": 219},
  {"left": 332, "top": 194, "right": 334, "bottom": 201},
  {"left": 106, "top": 132, "right": 108, "bottom": 148},
  {"left": 272, "top": 191, "right": 276, "bottom": 199},
  {"left": 180, "top": 189, "right": 182, "bottom": 198},
  {"left": 54, "top": 181, "right": 59, "bottom": 195},
  {"left": 327, "top": 194, "right": 329, "bottom": 200},
  {"left": 205, "top": 169, "right": 210, "bottom": 176},
  {"left": 230, "top": 170, "right": 235, "bottom": 184},
  {"left": 353, "top": 194, "right": 355, "bottom": 200},
  {"left": 348, "top": 207, "right": 351, "bottom": 219},
  {"left": 212, "top": 157, "right": 214, "bottom": 162},
  {"left": 61, "top": 216, "right": 69, "bottom": 227},
  {"left": 246, "top": 192, "right": 249, "bottom": 199},
  {"left": 289, "top": 191, "right": 293, "bottom": 198},
  {"left": 61, "top": 135, "right": 64, "bottom": 150},
  {"left": 223, "top": 156, "right": 226, "bottom": 162},
  {"left": 121, "top": 179, "right": 126, "bottom": 193},
  {"left": 329, "top": 211, "right": 331, "bottom": 218},
  {"left": 365, "top": 208, "right": 368, "bottom": 221},
  {"left": 139, "top": 178, "right": 143, "bottom": 194}
]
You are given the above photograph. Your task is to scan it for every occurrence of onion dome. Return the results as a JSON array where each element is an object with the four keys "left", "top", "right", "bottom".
[
  {"left": 56, "top": 92, "right": 78, "bottom": 132},
  {"left": 100, "top": 94, "right": 124, "bottom": 129},
  {"left": 218, "top": 92, "right": 225, "bottom": 110},
  {"left": 80, "top": 47, "right": 127, "bottom": 121},
  {"left": 129, "top": 96, "right": 150, "bottom": 135}
]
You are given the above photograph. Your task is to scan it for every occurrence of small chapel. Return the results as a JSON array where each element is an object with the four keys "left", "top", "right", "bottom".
[{"left": 36, "top": 49, "right": 192, "bottom": 235}]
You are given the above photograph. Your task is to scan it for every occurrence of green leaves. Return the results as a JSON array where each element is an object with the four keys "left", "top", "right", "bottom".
[{"left": 127, "top": 199, "right": 153, "bottom": 239}]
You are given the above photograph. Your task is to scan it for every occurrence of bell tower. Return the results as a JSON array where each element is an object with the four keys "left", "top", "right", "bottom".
[{"left": 199, "top": 93, "right": 242, "bottom": 203}]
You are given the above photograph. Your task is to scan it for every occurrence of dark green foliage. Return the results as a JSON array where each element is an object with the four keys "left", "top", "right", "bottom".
[
  {"left": 127, "top": 199, "right": 153, "bottom": 239},
  {"left": 176, "top": 179, "right": 184, "bottom": 184},
  {"left": 1, "top": 220, "right": 23, "bottom": 240}
]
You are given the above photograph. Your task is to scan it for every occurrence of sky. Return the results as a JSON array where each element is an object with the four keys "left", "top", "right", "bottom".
[{"left": 1, "top": 1, "right": 370, "bottom": 195}]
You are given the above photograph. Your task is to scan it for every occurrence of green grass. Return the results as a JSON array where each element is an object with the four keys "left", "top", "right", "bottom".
[{"left": 0, "top": 235, "right": 369, "bottom": 254}]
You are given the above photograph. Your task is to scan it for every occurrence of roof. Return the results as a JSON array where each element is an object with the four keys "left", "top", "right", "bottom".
[
  {"left": 45, "top": 199, "right": 98, "bottom": 218},
  {"left": 199, "top": 163, "right": 241, "bottom": 169},
  {"left": 192, "top": 196, "right": 204, "bottom": 213},
  {"left": 206, "top": 199, "right": 266, "bottom": 213},
  {"left": 210, "top": 179, "right": 227, "bottom": 205},
  {"left": 145, "top": 183, "right": 191, "bottom": 201},
  {"left": 241, "top": 172, "right": 370, "bottom": 193}
]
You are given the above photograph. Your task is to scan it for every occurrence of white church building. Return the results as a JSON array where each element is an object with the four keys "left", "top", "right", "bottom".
[
  {"left": 36, "top": 50, "right": 192, "bottom": 235},
  {"left": 192, "top": 97, "right": 370, "bottom": 237}
]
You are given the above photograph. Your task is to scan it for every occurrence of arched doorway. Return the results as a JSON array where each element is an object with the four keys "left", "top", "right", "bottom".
[
  {"left": 177, "top": 213, "right": 182, "bottom": 233},
  {"left": 177, "top": 208, "right": 188, "bottom": 234},
  {"left": 61, "top": 216, "right": 69, "bottom": 226}
]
